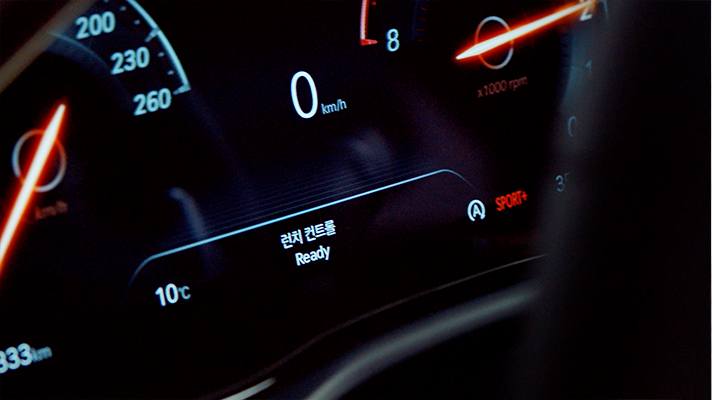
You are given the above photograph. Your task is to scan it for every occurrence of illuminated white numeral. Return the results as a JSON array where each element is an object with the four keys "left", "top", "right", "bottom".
[
  {"left": 110, "top": 53, "right": 123, "bottom": 74},
  {"left": 155, "top": 286, "right": 166, "bottom": 306},
  {"left": 76, "top": 12, "right": 115, "bottom": 40},
  {"left": 17, "top": 343, "right": 32, "bottom": 366},
  {"left": 556, "top": 173, "right": 570, "bottom": 193},
  {"left": 75, "top": 17, "right": 89, "bottom": 39},
  {"left": 0, "top": 351, "right": 7, "bottom": 374},
  {"left": 158, "top": 89, "right": 172, "bottom": 109},
  {"left": 291, "top": 71, "right": 318, "bottom": 119},
  {"left": 386, "top": 29, "right": 400, "bottom": 52},
  {"left": 123, "top": 49, "right": 137, "bottom": 72},
  {"left": 146, "top": 90, "right": 160, "bottom": 112},
  {"left": 567, "top": 116, "right": 577, "bottom": 137},
  {"left": 155, "top": 284, "right": 189, "bottom": 306},
  {"left": 166, "top": 284, "right": 179, "bottom": 304},
  {"left": 136, "top": 47, "right": 150, "bottom": 68},
  {"left": 134, "top": 94, "right": 146, "bottom": 116},
  {"left": 133, "top": 89, "right": 171, "bottom": 116},
  {"left": 111, "top": 47, "right": 151, "bottom": 75},
  {"left": 5, "top": 347, "right": 20, "bottom": 370},
  {"left": 0, "top": 344, "right": 48, "bottom": 373},
  {"left": 579, "top": 0, "right": 593, "bottom": 21},
  {"left": 88, "top": 14, "right": 102, "bottom": 36}
]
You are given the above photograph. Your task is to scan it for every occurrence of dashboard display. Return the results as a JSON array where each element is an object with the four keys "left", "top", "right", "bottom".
[{"left": 0, "top": 1, "right": 621, "bottom": 398}]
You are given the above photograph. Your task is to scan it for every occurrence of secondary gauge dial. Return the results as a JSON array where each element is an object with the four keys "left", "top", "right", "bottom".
[{"left": 0, "top": 105, "right": 66, "bottom": 273}]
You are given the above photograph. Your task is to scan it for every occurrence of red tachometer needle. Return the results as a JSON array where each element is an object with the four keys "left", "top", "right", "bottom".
[
  {"left": 456, "top": 0, "right": 595, "bottom": 61},
  {"left": 0, "top": 104, "right": 66, "bottom": 275},
  {"left": 360, "top": 0, "right": 378, "bottom": 46}
]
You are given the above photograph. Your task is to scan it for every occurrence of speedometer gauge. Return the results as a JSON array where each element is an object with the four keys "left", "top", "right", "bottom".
[
  {"left": 5, "top": 1, "right": 696, "bottom": 399},
  {"left": 0, "top": 0, "right": 202, "bottom": 284},
  {"left": 0, "top": 2, "right": 228, "bottom": 395},
  {"left": 58, "top": 0, "right": 191, "bottom": 108}
]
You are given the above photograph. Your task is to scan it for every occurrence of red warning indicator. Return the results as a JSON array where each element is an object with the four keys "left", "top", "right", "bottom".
[{"left": 495, "top": 190, "right": 528, "bottom": 211}]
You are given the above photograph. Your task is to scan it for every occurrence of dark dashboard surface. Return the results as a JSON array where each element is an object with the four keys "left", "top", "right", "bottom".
[{"left": 0, "top": 1, "right": 709, "bottom": 399}]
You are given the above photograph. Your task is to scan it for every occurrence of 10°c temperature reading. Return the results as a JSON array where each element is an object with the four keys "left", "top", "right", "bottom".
[{"left": 155, "top": 284, "right": 191, "bottom": 307}]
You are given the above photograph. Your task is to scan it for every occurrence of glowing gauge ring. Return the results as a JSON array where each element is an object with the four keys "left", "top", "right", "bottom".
[
  {"left": 475, "top": 16, "right": 514, "bottom": 70},
  {"left": 12, "top": 129, "right": 67, "bottom": 193}
]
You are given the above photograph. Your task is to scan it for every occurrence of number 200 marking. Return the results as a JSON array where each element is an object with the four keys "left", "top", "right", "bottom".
[
  {"left": 133, "top": 89, "right": 172, "bottom": 116},
  {"left": 75, "top": 12, "right": 115, "bottom": 40}
]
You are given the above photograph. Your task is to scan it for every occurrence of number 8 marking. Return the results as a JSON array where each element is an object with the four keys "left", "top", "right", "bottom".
[{"left": 387, "top": 29, "right": 400, "bottom": 52}]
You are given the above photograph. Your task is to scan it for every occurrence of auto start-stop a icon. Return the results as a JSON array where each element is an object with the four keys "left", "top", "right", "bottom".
[{"left": 467, "top": 199, "right": 486, "bottom": 222}]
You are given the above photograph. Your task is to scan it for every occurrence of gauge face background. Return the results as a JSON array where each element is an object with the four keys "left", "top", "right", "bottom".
[{"left": 0, "top": 1, "right": 709, "bottom": 399}]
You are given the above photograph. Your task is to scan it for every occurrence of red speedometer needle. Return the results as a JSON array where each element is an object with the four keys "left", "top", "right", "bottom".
[
  {"left": 456, "top": 0, "right": 595, "bottom": 60},
  {"left": 0, "top": 104, "right": 66, "bottom": 274}
]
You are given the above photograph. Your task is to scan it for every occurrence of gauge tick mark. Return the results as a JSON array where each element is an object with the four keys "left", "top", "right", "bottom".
[{"left": 145, "top": 28, "right": 159, "bottom": 42}]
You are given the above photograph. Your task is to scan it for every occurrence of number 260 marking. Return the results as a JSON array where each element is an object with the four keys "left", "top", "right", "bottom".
[{"left": 133, "top": 89, "right": 172, "bottom": 116}]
